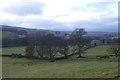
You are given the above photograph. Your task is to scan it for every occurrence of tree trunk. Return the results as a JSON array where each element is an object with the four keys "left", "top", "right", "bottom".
[
  {"left": 64, "top": 46, "right": 68, "bottom": 59},
  {"left": 49, "top": 47, "right": 55, "bottom": 62},
  {"left": 41, "top": 46, "right": 44, "bottom": 59},
  {"left": 115, "top": 52, "right": 118, "bottom": 57},
  {"left": 37, "top": 46, "right": 44, "bottom": 59},
  {"left": 78, "top": 45, "right": 82, "bottom": 58}
]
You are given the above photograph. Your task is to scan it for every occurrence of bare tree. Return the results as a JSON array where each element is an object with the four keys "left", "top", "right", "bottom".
[
  {"left": 35, "top": 32, "right": 47, "bottom": 59},
  {"left": 107, "top": 45, "right": 120, "bottom": 57},
  {"left": 25, "top": 45, "right": 35, "bottom": 58},
  {"left": 56, "top": 37, "right": 69, "bottom": 59},
  {"left": 45, "top": 34, "right": 56, "bottom": 62},
  {"left": 70, "top": 28, "right": 87, "bottom": 58},
  {"left": 25, "top": 34, "right": 36, "bottom": 58}
]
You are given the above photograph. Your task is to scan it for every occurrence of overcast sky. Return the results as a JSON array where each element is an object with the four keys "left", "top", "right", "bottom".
[{"left": 0, "top": 0, "right": 118, "bottom": 32}]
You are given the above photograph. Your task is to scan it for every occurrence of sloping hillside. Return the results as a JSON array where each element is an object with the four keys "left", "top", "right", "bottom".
[
  {"left": 2, "top": 25, "right": 117, "bottom": 37},
  {"left": 2, "top": 45, "right": 118, "bottom": 78}
]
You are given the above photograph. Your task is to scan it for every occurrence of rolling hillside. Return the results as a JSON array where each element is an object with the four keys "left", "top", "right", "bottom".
[
  {"left": 1, "top": 25, "right": 117, "bottom": 38},
  {"left": 2, "top": 45, "right": 118, "bottom": 78}
]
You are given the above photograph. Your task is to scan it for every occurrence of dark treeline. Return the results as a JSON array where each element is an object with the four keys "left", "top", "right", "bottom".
[
  {"left": 2, "top": 27, "right": 118, "bottom": 48},
  {"left": 26, "top": 32, "right": 69, "bottom": 62},
  {"left": 2, "top": 29, "right": 28, "bottom": 47},
  {"left": 3, "top": 28, "right": 27, "bottom": 35},
  {"left": 2, "top": 28, "right": 119, "bottom": 61},
  {"left": 25, "top": 28, "right": 119, "bottom": 62},
  {"left": 2, "top": 37, "right": 27, "bottom": 47},
  {"left": 25, "top": 28, "right": 92, "bottom": 62}
]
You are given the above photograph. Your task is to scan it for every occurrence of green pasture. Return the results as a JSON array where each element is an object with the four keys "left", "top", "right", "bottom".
[
  {"left": 2, "top": 46, "right": 26, "bottom": 55},
  {"left": 2, "top": 45, "right": 119, "bottom": 78}
]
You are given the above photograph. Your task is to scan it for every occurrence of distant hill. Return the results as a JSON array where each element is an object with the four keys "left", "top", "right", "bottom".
[
  {"left": 1, "top": 25, "right": 118, "bottom": 38},
  {"left": 87, "top": 31, "right": 117, "bottom": 37},
  {"left": 1, "top": 25, "right": 50, "bottom": 34}
]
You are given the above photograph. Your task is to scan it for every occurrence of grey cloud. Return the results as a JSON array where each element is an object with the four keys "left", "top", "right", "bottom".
[
  {"left": 71, "top": 2, "right": 114, "bottom": 12},
  {"left": 0, "top": 16, "right": 118, "bottom": 32},
  {"left": 0, "top": 18, "right": 72, "bottom": 31},
  {"left": 71, "top": 16, "right": 118, "bottom": 32},
  {"left": 2, "top": 2, "right": 44, "bottom": 16},
  {"left": 32, "top": 17, "right": 118, "bottom": 32},
  {"left": 22, "top": 19, "right": 73, "bottom": 31},
  {"left": 87, "top": 2, "right": 114, "bottom": 12}
]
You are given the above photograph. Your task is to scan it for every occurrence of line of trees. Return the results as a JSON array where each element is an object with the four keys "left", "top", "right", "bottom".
[
  {"left": 2, "top": 37, "right": 27, "bottom": 47},
  {"left": 2, "top": 30, "right": 27, "bottom": 47},
  {"left": 25, "top": 28, "right": 92, "bottom": 62},
  {"left": 107, "top": 45, "right": 120, "bottom": 57}
]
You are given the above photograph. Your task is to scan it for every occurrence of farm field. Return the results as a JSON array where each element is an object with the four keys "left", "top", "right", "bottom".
[
  {"left": 2, "top": 45, "right": 119, "bottom": 78},
  {"left": 84, "top": 45, "right": 110, "bottom": 57},
  {"left": 2, "top": 46, "right": 26, "bottom": 55},
  {"left": 2, "top": 45, "right": 109, "bottom": 55}
]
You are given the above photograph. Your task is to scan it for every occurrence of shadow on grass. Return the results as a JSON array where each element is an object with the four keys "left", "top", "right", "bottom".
[{"left": 59, "top": 54, "right": 119, "bottom": 63}]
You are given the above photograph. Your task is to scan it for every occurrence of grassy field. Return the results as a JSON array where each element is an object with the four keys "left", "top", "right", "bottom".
[
  {"left": 2, "top": 45, "right": 109, "bottom": 55},
  {"left": 85, "top": 45, "right": 110, "bottom": 57},
  {"left": 2, "top": 46, "right": 26, "bottom": 55},
  {"left": 2, "top": 45, "right": 119, "bottom": 78}
]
